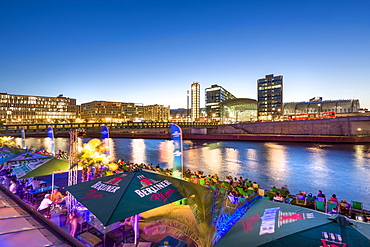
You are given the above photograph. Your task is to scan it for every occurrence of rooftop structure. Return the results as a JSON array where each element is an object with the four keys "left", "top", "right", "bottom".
[
  {"left": 283, "top": 99, "right": 360, "bottom": 115},
  {"left": 219, "top": 98, "right": 258, "bottom": 124}
]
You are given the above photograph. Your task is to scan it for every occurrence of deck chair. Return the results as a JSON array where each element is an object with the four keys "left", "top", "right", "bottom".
[
  {"left": 245, "top": 181, "right": 251, "bottom": 187},
  {"left": 225, "top": 195, "right": 238, "bottom": 209},
  {"left": 252, "top": 183, "right": 259, "bottom": 189},
  {"left": 199, "top": 178, "right": 205, "bottom": 186},
  {"left": 306, "top": 196, "right": 315, "bottom": 205},
  {"left": 258, "top": 188, "right": 265, "bottom": 197},
  {"left": 237, "top": 187, "right": 249, "bottom": 197},
  {"left": 327, "top": 202, "right": 338, "bottom": 214},
  {"left": 280, "top": 189, "right": 288, "bottom": 197},
  {"left": 247, "top": 189, "right": 254, "bottom": 195},
  {"left": 266, "top": 192, "right": 275, "bottom": 200},
  {"left": 284, "top": 198, "right": 293, "bottom": 204},
  {"left": 315, "top": 200, "right": 326, "bottom": 212},
  {"left": 219, "top": 187, "right": 227, "bottom": 195},
  {"left": 351, "top": 201, "right": 363, "bottom": 214},
  {"left": 271, "top": 187, "right": 279, "bottom": 193},
  {"left": 296, "top": 194, "right": 306, "bottom": 205}
]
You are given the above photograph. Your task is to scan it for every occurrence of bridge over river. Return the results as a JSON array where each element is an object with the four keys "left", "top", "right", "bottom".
[{"left": 2, "top": 115, "right": 370, "bottom": 143}]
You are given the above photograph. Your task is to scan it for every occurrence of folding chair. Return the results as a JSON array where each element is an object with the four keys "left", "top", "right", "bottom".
[
  {"left": 280, "top": 189, "right": 288, "bottom": 197},
  {"left": 296, "top": 194, "right": 306, "bottom": 205},
  {"left": 236, "top": 187, "right": 249, "bottom": 197},
  {"left": 225, "top": 195, "right": 238, "bottom": 209},
  {"left": 327, "top": 202, "right": 338, "bottom": 214},
  {"left": 271, "top": 187, "right": 279, "bottom": 193},
  {"left": 284, "top": 198, "right": 293, "bottom": 204},
  {"left": 247, "top": 189, "right": 254, "bottom": 195},
  {"left": 258, "top": 188, "right": 265, "bottom": 197},
  {"left": 306, "top": 195, "right": 315, "bottom": 206},
  {"left": 266, "top": 192, "right": 275, "bottom": 200},
  {"left": 315, "top": 200, "right": 326, "bottom": 212},
  {"left": 219, "top": 187, "right": 227, "bottom": 195},
  {"left": 351, "top": 201, "right": 363, "bottom": 214}
]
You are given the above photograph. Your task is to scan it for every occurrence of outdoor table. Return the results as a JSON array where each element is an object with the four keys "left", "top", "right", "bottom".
[{"left": 25, "top": 185, "right": 59, "bottom": 205}]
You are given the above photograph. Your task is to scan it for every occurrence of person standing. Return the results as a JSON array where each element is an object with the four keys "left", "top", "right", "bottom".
[{"left": 67, "top": 210, "right": 79, "bottom": 238}]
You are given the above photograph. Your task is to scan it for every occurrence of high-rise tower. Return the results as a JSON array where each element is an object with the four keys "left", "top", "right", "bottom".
[
  {"left": 191, "top": 82, "right": 200, "bottom": 122},
  {"left": 257, "top": 74, "right": 283, "bottom": 121},
  {"left": 205, "top": 84, "right": 235, "bottom": 122}
]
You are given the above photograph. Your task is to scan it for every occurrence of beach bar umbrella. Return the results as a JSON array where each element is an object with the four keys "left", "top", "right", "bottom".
[
  {"left": 9, "top": 152, "right": 69, "bottom": 179},
  {"left": 215, "top": 199, "right": 370, "bottom": 247},
  {"left": 65, "top": 168, "right": 203, "bottom": 227}
]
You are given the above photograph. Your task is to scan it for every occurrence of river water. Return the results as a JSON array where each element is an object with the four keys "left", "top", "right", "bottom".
[{"left": 14, "top": 137, "right": 370, "bottom": 209}]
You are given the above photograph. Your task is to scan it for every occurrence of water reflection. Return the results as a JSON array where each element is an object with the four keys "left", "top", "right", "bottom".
[
  {"left": 264, "top": 143, "right": 288, "bottom": 182},
  {"left": 158, "top": 140, "right": 174, "bottom": 166},
  {"left": 130, "top": 139, "right": 146, "bottom": 164}
]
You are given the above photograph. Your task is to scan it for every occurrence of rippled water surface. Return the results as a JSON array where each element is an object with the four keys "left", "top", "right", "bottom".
[{"left": 15, "top": 137, "right": 370, "bottom": 208}]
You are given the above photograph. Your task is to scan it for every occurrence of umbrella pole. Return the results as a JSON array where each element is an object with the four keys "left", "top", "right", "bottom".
[
  {"left": 134, "top": 214, "right": 138, "bottom": 245},
  {"left": 51, "top": 173, "right": 55, "bottom": 190}
]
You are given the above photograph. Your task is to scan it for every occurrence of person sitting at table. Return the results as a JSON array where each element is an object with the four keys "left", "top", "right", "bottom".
[
  {"left": 51, "top": 188, "right": 64, "bottom": 204},
  {"left": 37, "top": 194, "right": 52, "bottom": 218}
]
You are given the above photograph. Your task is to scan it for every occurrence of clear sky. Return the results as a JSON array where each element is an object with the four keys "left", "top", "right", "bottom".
[{"left": 1, "top": 0, "right": 369, "bottom": 109}]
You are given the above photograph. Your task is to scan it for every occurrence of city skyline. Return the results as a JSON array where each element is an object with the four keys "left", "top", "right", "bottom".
[{"left": 1, "top": 1, "right": 370, "bottom": 109}]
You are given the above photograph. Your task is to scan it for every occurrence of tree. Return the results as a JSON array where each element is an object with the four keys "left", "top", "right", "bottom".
[
  {"left": 76, "top": 139, "right": 109, "bottom": 182},
  {"left": 144, "top": 181, "right": 227, "bottom": 247}
]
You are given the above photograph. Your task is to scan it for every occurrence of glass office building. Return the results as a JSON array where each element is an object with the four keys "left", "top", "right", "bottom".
[
  {"left": 257, "top": 74, "right": 283, "bottom": 121},
  {"left": 205, "top": 84, "right": 236, "bottom": 122}
]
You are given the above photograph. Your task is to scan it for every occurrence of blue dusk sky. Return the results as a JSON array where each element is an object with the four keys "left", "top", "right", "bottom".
[{"left": 1, "top": 0, "right": 370, "bottom": 109}]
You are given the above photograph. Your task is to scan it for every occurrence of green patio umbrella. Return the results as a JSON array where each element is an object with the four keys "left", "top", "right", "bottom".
[
  {"left": 66, "top": 168, "right": 208, "bottom": 226},
  {"left": 215, "top": 198, "right": 370, "bottom": 247},
  {"left": 9, "top": 152, "right": 69, "bottom": 179}
]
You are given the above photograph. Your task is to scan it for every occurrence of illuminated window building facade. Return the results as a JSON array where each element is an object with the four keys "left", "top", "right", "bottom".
[
  {"left": 143, "top": 104, "right": 170, "bottom": 122},
  {"left": 205, "top": 84, "right": 236, "bottom": 122},
  {"left": 191, "top": 82, "right": 200, "bottom": 122},
  {"left": 79, "top": 101, "right": 144, "bottom": 122},
  {"left": 0, "top": 93, "right": 76, "bottom": 124},
  {"left": 257, "top": 74, "right": 283, "bottom": 121}
]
